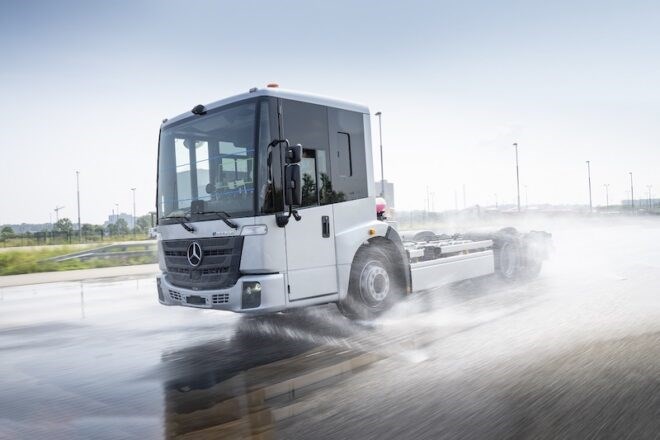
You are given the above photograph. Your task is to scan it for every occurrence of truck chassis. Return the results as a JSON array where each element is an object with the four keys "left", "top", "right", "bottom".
[{"left": 336, "top": 227, "right": 551, "bottom": 319}]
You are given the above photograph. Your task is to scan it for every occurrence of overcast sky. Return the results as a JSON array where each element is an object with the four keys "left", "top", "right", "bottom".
[{"left": 1, "top": 0, "right": 660, "bottom": 224}]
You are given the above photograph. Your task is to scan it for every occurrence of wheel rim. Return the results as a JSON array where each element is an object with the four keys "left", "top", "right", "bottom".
[{"left": 359, "top": 260, "right": 390, "bottom": 306}]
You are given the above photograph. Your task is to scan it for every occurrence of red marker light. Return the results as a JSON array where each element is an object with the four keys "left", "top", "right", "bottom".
[{"left": 266, "top": 83, "right": 279, "bottom": 88}]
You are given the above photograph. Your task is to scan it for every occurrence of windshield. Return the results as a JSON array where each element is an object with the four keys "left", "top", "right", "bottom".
[{"left": 157, "top": 101, "right": 259, "bottom": 222}]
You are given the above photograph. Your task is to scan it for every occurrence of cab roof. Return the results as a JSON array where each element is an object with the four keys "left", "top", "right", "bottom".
[{"left": 162, "top": 87, "right": 370, "bottom": 128}]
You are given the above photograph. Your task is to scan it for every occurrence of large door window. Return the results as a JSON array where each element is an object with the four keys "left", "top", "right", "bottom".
[{"left": 281, "top": 100, "right": 331, "bottom": 208}]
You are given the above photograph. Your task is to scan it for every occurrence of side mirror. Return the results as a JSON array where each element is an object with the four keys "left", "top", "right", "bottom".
[
  {"left": 284, "top": 163, "right": 301, "bottom": 206},
  {"left": 286, "top": 144, "right": 302, "bottom": 164}
]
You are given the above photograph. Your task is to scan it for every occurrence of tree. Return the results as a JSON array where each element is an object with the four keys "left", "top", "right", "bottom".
[
  {"left": 54, "top": 218, "right": 73, "bottom": 233},
  {"left": 81, "top": 223, "right": 95, "bottom": 236},
  {"left": 115, "top": 218, "right": 129, "bottom": 235},
  {"left": 136, "top": 215, "right": 151, "bottom": 233},
  {"left": 1, "top": 226, "right": 14, "bottom": 240},
  {"left": 107, "top": 223, "right": 118, "bottom": 236}
]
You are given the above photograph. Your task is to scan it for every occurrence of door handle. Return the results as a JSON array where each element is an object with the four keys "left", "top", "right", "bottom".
[{"left": 321, "top": 216, "right": 330, "bottom": 238}]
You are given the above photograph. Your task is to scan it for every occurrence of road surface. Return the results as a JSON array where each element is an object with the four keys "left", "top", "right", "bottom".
[{"left": 1, "top": 219, "right": 659, "bottom": 439}]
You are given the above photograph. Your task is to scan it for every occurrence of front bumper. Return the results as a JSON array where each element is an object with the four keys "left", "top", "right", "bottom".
[{"left": 157, "top": 272, "right": 287, "bottom": 313}]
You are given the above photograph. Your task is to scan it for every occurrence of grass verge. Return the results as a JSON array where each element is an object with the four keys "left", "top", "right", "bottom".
[{"left": 0, "top": 245, "right": 157, "bottom": 276}]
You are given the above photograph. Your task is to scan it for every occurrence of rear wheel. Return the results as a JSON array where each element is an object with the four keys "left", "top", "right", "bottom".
[
  {"left": 497, "top": 240, "right": 520, "bottom": 280},
  {"left": 338, "top": 246, "right": 404, "bottom": 320},
  {"left": 494, "top": 229, "right": 522, "bottom": 281},
  {"left": 494, "top": 228, "right": 546, "bottom": 281}
]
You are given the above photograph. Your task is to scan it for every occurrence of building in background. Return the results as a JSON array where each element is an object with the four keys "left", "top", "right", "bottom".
[
  {"left": 374, "top": 180, "right": 395, "bottom": 208},
  {"left": 103, "top": 213, "right": 136, "bottom": 228}
]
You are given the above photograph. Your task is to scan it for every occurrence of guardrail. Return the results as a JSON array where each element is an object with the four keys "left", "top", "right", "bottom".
[{"left": 46, "top": 241, "right": 157, "bottom": 262}]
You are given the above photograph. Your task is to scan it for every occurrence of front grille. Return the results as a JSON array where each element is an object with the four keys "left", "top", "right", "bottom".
[
  {"left": 163, "top": 236, "right": 244, "bottom": 290},
  {"left": 212, "top": 293, "right": 230, "bottom": 304}
]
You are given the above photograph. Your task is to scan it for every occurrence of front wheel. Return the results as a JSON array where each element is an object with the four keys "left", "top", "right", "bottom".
[{"left": 338, "top": 246, "right": 403, "bottom": 320}]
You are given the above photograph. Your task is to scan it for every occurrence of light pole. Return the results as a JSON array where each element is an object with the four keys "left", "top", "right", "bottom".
[
  {"left": 131, "top": 188, "right": 136, "bottom": 237},
  {"left": 647, "top": 185, "right": 653, "bottom": 210},
  {"left": 375, "top": 112, "right": 384, "bottom": 198},
  {"left": 76, "top": 171, "right": 82, "bottom": 242},
  {"left": 586, "top": 160, "right": 592, "bottom": 212},
  {"left": 115, "top": 203, "right": 119, "bottom": 223},
  {"left": 514, "top": 143, "right": 521, "bottom": 212},
  {"left": 604, "top": 184, "right": 610, "bottom": 209},
  {"left": 629, "top": 172, "right": 635, "bottom": 213}
]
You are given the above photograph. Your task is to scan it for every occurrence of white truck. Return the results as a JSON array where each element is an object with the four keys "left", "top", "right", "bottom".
[{"left": 155, "top": 86, "right": 550, "bottom": 319}]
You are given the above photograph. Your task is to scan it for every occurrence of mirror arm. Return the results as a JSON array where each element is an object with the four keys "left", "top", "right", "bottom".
[
  {"left": 268, "top": 139, "right": 290, "bottom": 149},
  {"left": 276, "top": 204, "right": 301, "bottom": 228}
]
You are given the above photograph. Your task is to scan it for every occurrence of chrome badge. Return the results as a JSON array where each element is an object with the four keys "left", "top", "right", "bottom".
[{"left": 187, "top": 241, "right": 202, "bottom": 267}]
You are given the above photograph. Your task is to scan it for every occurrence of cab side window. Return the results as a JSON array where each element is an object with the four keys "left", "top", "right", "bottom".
[{"left": 328, "top": 109, "right": 368, "bottom": 201}]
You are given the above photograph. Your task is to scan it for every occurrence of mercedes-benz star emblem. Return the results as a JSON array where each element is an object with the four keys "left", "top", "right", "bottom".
[{"left": 187, "top": 241, "right": 202, "bottom": 267}]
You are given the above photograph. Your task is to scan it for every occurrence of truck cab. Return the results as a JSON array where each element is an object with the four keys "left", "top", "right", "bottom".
[{"left": 156, "top": 86, "right": 388, "bottom": 315}]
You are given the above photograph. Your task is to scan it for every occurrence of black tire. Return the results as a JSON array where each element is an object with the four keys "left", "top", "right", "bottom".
[
  {"left": 496, "top": 239, "right": 521, "bottom": 280},
  {"left": 494, "top": 228, "right": 546, "bottom": 281},
  {"left": 493, "top": 228, "right": 522, "bottom": 281},
  {"left": 338, "top": 245, "right": 404, "bottom": 320}
]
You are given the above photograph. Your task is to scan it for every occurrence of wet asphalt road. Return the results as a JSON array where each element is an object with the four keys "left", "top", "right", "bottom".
[{"left": 1, "top": 218, "right": 659, "bottom": 439}]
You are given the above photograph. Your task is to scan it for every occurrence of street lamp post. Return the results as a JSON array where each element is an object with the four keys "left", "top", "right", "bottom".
[
  {"left": 586, "top": 161, "right": 592, "bottom": 213},
  {"left": 115, "top": 203, "right": 119, "bottom": 223},
  {"left": 375, "top": 112, "right": 384, "bottom": 198},
  {"left": 604, "top": 184, "right": 610, "bottom": 209},
  {"left": 647, "top": 185, "right": 653, "bottom": 210},
  {"left": 76, "top": 171, "right": 82, "bottom": 242},
  {"left": 629, "top": 172, "right": 635, "bottom": 213},
  {"left": 131, "top": 188, "right": 136, "bottom": 237},
  {"left": 513, "top": 143, "right": 521, "bottom": 212}
]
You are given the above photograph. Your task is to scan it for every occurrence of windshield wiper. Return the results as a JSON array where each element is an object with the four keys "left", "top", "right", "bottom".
[
  {"left": 163, "top": 214, "right": 195, "bottom": 232},
  {"left": 194, "top": 211, "right": 239, "bottom": 229}
]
